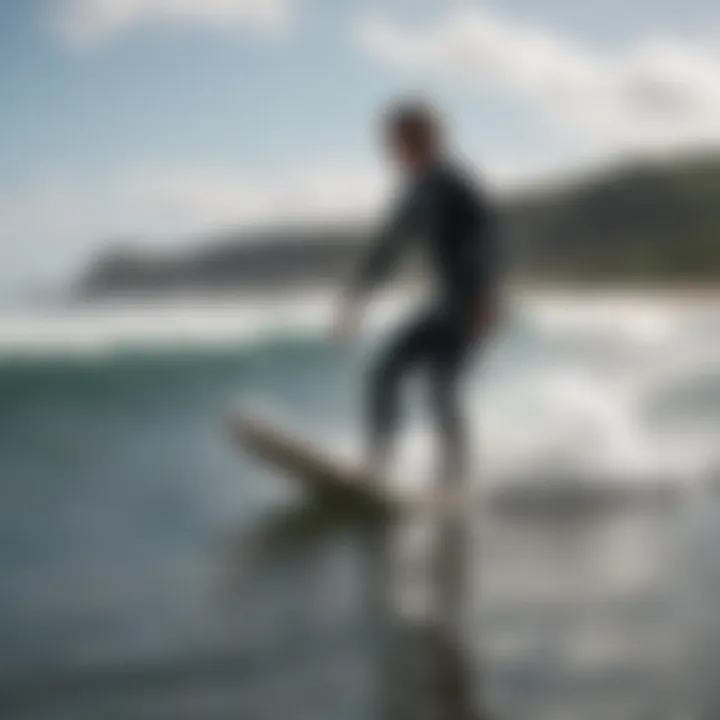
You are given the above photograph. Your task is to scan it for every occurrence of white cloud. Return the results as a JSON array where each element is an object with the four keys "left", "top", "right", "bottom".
[
  {"left": 56, "top": 0, "right": 292, "bottom": 46},
  {"left": 357, "top": 7, "right": 720, "bottom": 150},
  {"left": 0, "top": 164, "right": 388, "bottom": 289},
  {"left": 126, "top": 165, "right": 388, "bottom": 232},
  {"left": 0, "top": 180, "right": 114, "bottom": 291}
]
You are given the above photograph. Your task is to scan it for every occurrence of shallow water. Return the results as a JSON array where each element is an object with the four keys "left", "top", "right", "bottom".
[{"left": 1, "top": 291, "right": 719, "bottom": 718}]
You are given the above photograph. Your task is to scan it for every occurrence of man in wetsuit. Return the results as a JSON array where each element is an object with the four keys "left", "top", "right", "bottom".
[{"left": 335, "top": 101, "right": 500, "bottom": 483}]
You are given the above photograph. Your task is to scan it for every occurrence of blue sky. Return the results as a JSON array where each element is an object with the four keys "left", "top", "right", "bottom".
[{"left": 1, "top": 0, "right": 719, "bottom": 293}]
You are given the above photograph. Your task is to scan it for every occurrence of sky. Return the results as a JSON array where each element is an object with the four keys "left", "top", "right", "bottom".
[{"left": 1, "top": 0, "right": 719, "bottom": 294}]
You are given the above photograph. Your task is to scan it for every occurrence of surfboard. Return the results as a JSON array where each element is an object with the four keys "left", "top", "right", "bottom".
[
  {"left": 229, "top": 411, "right": 682, "bottom": 520},
  {"left": 228, "top": 412, "right": 397, "bottom": 515}
]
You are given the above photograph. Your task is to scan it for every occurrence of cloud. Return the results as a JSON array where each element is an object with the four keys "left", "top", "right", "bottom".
[
  {"left": 126, "top": 165, "right": 388, "bottom": 232},
  {"left": 357, "top": 7, "right": 720, "bottom": 150},
  {"left": 0, "top": 180, "right": 117, "bottom": 290},
  {"left": 56, "top": 0, "right": 292, "bottom": 46},
  {"left": 0, "top": 164, "right": 388, "bottom": 288}
]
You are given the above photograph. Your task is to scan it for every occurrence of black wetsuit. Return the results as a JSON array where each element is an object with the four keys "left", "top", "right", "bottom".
[{"left": 351, "top": 158, "right": 498, "bottom": 478}]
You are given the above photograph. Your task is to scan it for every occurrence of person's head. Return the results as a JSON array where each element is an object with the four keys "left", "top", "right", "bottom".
[{"left": 383, "top": 100, "right": 444, "bottom": 176}]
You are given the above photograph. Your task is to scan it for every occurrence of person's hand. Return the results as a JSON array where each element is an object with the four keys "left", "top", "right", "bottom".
[{"left": 333, "top": 295, "right": 364, "bottom": 344}]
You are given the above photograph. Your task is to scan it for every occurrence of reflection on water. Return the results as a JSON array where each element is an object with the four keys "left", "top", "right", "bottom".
[
  {"left": 0, "top": 469, "right": 717, "bottom": 719},
  {"left": 360, "top": 493, "right": 693, "bottom": 720},
  {"left": 476, "top": 507, "right": 691, "bottom": 720}
]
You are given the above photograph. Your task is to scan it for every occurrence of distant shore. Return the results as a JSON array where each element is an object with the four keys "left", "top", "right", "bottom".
[{"left": 510, "top": 279, "right": 720, "bottom": 301}]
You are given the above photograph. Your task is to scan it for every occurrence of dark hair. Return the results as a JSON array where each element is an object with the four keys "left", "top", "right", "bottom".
[{"left": 384, "top": 100, "right": 443, "bottom": 149}]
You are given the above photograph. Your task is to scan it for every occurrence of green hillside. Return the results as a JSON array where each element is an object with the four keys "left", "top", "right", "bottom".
[
  {"left": 508, "top": 152, "right": 720, "bottom": 282},
  {"left": 81, "top": 152, "right": 720, "bottom": 295}
]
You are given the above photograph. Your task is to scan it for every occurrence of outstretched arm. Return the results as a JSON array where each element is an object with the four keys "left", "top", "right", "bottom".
[
  {"left": 351, "top": 185, "right": 425, "bottom": 296},
  {"left": 335, "top": 183, "right": 429, "bottom": 341}
]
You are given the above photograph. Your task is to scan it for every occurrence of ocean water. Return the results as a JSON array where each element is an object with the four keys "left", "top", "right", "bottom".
[{"left": 0, "top": 290, "right": 719, "bottom": 719}]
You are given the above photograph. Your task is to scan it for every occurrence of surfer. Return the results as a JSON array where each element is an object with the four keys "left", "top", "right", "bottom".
[{"left": 335, "top": 100, "right": 500, "bottom": 484}]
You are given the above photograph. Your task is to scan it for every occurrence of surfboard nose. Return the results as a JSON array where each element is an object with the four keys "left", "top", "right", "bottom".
[{"left": 227, "top": 412, "right": 393, "bottom": 516}]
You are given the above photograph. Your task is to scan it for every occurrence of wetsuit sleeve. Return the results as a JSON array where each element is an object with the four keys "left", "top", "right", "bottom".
[{"left": 350, "top": 182, "right": 430, "bottom": 297}]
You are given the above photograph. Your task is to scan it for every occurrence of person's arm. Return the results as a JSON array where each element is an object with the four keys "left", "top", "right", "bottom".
[
  {"left": 352, "top": 182, "right": 429, "bottom": 296},
  {"left": 335, "top": 182, "right": 429, "bottom": 340}
]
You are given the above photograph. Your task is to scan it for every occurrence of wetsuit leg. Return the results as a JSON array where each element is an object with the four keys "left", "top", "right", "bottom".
[
  {"left": 366, "top": 312, "right": 437, "bottom": 470},
  {"left": 426, "top": 315, "right": 474, "bottom": 483}
]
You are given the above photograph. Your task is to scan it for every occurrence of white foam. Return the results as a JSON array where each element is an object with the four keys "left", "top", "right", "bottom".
[
  {"left": 366, "top": 292, "right": 720, "bottom": 494},
  {"left": 3, "top": 291, "right": 719, "bottom": 493},
  {"left": 0, "top": 293, "right": 330, "bottom": 359},
  {"left": 0, "top": 289, "right": 427, "bottom": 360}
]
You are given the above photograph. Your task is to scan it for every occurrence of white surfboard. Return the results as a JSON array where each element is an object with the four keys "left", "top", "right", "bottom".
[
  {"left": 228, "top": 412, "right": 400, "bottom": 514},
  {"left": 229, "top": 410, "right": 479, "bottom": 520}
]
